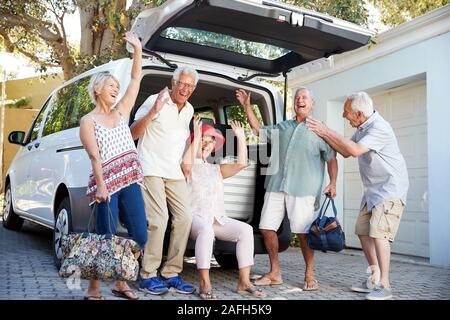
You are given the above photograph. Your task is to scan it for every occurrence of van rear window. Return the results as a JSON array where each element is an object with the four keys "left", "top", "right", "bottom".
[{"left": 160, "top": 27, "right": 291, "bottom": 61}]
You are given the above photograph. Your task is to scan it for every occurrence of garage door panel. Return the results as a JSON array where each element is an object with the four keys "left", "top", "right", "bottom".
[
  {"left": 396, "top": 125, "right": 427, "bottom": 169},
  {"left": 344, "top": 173, "right": 363, "bottom": 208},
  {"left": 390, "top": 87, "right": 426, "bottom": 128},
  {"left": 406, "top": 170, "right": 428, "bottom": 212},
  {"left": 392, "top": 214, "right": 429, "bottom": 257},
  {"left": 344, "top": 156, "right": 359, "bottom": 173},
  {"left": 373, "top": 98, "right": 389, "bottom": 120},
  {"left": 343, "top": 82, "right": 429, "bottom": 257},
  {"left": 344, "top": 210, "right": 360, "bottom": 248}
]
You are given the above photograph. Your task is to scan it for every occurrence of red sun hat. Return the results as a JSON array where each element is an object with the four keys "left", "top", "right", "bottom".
[{"left": 190, "top": 124, "right": 225, "bottom": 152}]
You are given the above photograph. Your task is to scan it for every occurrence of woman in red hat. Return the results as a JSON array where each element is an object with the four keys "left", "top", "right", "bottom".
[{"left": 181, "top": 116, "right": 266, "bottom": 300}]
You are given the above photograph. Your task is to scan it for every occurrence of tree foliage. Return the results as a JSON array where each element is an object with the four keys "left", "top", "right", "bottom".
[
  {"left": 371, "top": 0, "right": 449, "bottom": 26},
  {"left": 0, "top": 0, "right": 159, "bottom": 79},
  {"left": 285, "top": 0, "right": 369, "bottom": 26},
  {"left": 0, "top": 0, "right": 77, "bottom": 78}
]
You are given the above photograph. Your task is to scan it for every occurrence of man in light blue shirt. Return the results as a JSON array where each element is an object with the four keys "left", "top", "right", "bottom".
[
  {"left": 236, "top": 87, "right": 338, "bottom": 291},
  {"left": 307, "top": 92, "right": 409, "bottom": 300}
]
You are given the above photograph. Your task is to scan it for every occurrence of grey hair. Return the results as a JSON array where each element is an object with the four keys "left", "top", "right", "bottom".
[
  {"left": 294, "top": 87, "right": 314, "bottom": 101},
  {"left": 347, "top": 92, "right": 374, "bottom": 117},
  {"left": 88, "top": 71, "right": 120, "bottom": 104},
  {"left": 173, "top": 66, "right": 199, "bottom": 85}
]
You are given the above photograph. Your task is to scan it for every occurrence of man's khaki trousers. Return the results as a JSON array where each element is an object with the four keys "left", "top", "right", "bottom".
[{"left": 140, "top": 176, "right": 192, "bottom": 279}]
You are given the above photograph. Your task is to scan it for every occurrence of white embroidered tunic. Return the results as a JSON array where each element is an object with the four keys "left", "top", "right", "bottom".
[{"left": 188, "top": 158, "right": 227, "bottom": 225}]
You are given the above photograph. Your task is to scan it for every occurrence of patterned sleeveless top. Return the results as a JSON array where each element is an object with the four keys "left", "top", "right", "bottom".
[{"left": 86, "top": 109, "right": 143, "bottom": 205}]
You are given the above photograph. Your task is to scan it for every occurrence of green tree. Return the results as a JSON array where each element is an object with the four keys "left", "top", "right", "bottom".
[
  {"left": 0, "top": 0, "right": 160, "bottom": 80},
  {"left": 371, "top": 0, "right": 449, "bottom": 26},
  {"left": 285, "top": 0, "right": 369, "bottom": 25}
]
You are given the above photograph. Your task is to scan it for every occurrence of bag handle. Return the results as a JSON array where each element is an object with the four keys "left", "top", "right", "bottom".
[
  {"left": 317, "top": 193, "right": 337, "bottom": 229},
  {"left": 86, "top": 201, "right": 115, "bottom": 237}
]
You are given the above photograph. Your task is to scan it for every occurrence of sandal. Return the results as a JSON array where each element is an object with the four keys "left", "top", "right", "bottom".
[
  {"left": 83, "top": 295, "right": 105, "bottom": 300},
  {"left": 199, "top": 291, "right": 218, "bottom": 300},
  {"left": 111, "top": 289, "right": 139, "bottom": 300},
  {"left": 237, "top": 287, "right": 267, "bottom": 298},
  {"left": 303, "top": 278, "right": 319, "bottom": 291},
  {"left": 253, "top": 275, "right": 283, "bottom": 286}
]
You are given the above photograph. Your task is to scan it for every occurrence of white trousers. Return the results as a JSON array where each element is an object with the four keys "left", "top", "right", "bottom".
[{"left": 190, "top": 215, "right": 254, "bottom": 269}]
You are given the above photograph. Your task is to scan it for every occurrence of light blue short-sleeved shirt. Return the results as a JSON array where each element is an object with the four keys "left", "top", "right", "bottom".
[
  {"left": 260, "top": 120, "right": 336, "bottom": 209},
  {"left": 351, "top": 111, "right": 409, "bottom": 210}
]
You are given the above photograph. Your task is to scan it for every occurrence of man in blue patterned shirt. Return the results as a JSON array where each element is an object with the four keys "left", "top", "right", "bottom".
[{"left": 236, "top": 87, "right": 337, "bottom": 291}]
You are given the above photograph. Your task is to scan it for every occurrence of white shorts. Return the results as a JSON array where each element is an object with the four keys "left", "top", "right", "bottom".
[{"left": 259, "top": 192, "right": 317, "bottom": 234}]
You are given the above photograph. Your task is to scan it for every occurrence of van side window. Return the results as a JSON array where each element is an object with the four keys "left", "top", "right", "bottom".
[
  {"left": 42, "top": 82, "right": 77, "bottom": 137},
  {"left": 224, "top": 104, "right": 263, "bottom": 145},
  {"left": 196, "top": 108, "right": 215, "bottom": 123},
  {"left": 65, "top": 77, "right": 95, "bottom": 130},
  {"left": 28, "top": 98, "right": 51, "bottom": 142}
]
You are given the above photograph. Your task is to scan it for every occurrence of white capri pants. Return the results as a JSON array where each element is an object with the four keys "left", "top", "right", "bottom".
[
  {"left": 259, "top": 192, "right": 317, "bottom": 234},
  {"left": 190, "top": 215, "right": 254, "bottom": 269}
]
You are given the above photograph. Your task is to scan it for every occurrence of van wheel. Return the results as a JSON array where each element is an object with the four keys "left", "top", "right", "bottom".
[
  {"left": 214, "top": 253, "right": 239, "bottom": 270},
  {"left": 2, "top": 184, "right": 24, "bottom": 230},
  {"left": 53, "top": 197, "right": 73, "bottom": 269}
]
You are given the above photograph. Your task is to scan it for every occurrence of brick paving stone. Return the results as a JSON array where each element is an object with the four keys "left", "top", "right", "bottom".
[{"left": 1, "top": 220, "right": 450, "bottom": 301}]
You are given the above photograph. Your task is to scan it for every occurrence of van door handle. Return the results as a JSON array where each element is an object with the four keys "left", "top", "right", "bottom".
[{"left": 34, "top": 142, "right": 40, "bottom": 148}]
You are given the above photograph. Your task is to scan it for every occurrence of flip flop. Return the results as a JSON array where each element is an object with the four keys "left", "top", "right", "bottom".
[
  {"left": 199, "top": 291, "right": 218, "bottom": 300},
  {"left": 237, "top": 287, "right": 267, "bottom": 298},
  {"left": 111, "top": 289, "right": 139, "bottom": 300},
  {"left": 83, "top": 295, "right": 105, "bottom": 300},
  {"left": 303, "top": 278, "right": 319, "bottom": 291},
  {"left": 253, "top": 275, "right": 283, "bottom": 286}
]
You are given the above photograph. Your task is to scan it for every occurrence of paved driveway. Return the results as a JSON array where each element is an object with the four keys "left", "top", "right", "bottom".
[{"left": 1, "top": 220, "right": 449, "bottom": 300}]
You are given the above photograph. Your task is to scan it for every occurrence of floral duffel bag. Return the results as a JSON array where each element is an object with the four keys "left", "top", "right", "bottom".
[{"left": 58, "top": 204, "right": 141, "bottom": 281}]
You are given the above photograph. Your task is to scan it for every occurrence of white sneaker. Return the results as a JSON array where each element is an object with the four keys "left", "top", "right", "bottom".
[
  {"left": 350, "top": 279, "right": 375, "bottom": 293},
  {"left": 366, "top": 285, "right": 393, "bottom": 300}
]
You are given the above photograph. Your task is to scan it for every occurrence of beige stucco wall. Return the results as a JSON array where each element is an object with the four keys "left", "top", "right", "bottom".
[{"left": 1, "top": 73, "right": 63, "bottom": 109}]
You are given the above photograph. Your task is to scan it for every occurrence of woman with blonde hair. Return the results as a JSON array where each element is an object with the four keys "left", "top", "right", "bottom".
[{"left": 79, "top": 32, "right": 158, "bottom": 300}]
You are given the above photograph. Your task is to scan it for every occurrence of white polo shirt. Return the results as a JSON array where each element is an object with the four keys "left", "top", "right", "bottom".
[{"left": 134, "top": 93, "right": 194, "bottom": 179}]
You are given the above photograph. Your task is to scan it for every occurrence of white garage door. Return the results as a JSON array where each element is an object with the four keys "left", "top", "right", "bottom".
[{"left": 343, "top": 81, "right": 429, "bottom": 257}]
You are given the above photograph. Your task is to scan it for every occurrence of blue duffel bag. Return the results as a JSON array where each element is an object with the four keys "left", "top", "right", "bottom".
[{"left": 307, "top": 194, "right": 345, "bottom": 253}]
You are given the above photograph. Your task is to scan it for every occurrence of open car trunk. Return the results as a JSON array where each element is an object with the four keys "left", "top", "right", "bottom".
[
  {"left": 132, "top": 0, "right": 374, "bottom": 74},
  {"left": 132, "top": 68, "right": 276, "bottom": 226},
  {"left": 132, "top": 68, "right": 292, "bottom": 261}
]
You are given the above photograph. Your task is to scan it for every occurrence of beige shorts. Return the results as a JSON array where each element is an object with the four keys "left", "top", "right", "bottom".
[
  {"left": 259, "top": 192, "right": 317, "bottom": 234},
  {"left": 355, "top": 198, "right": 404, "bottom": 242}
]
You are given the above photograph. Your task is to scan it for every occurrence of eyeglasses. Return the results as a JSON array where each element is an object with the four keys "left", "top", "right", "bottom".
[{"left": 174, "top": 80, "right": 196, "bottom": 90}]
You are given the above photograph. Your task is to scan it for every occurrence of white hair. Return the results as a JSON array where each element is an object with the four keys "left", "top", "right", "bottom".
[
  {"left": 347, "top": 92, "right": 374, "bottom": 117},
  {"left": 294, "top": 87, "right": 314, "bottom": 101},
  {"left": 88, "top": 71, "right": 120, "bottom": 104},
  {"left": 173, "top": 66, "right": 199, "bottom": 85}
]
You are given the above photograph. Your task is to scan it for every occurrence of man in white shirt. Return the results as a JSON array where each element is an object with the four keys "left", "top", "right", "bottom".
[{"left": 130, "top": 67, "right": 198, "bottom": 295}]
